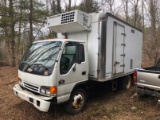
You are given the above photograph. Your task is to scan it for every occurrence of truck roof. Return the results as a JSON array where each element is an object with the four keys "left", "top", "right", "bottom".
[{"left": 99, "top": 12, "right": 142, "bottom": 32}]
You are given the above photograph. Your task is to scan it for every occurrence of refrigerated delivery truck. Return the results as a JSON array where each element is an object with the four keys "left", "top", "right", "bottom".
[{"left": 13, "top": 10, "right": 142, "bottom": 114}]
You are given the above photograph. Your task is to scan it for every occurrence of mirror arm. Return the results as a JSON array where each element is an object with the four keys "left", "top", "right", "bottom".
[{"left": 72, "top": 64, "right": 76, "bottom": 71}]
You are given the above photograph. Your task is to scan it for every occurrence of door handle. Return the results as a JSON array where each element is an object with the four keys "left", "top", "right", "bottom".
[
  {"left": 59, "top": 79, "right": 65, "bottom": 85},
  {"left": 82, "top": 71, "right": 86, "bottom": 75},
  {"left": 114, "top": 61, "right": 120, "bottom": 66},
  {"left": 158, "top": 75, "right": 160, "bottom": 79},
  {"left": 115, "top": 61, "right": 120, "bottom": 64}
]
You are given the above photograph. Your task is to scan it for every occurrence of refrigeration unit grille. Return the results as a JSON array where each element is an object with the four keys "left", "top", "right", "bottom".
[{"left": 61, "top": 11, "right": 75, "bottom": 24}]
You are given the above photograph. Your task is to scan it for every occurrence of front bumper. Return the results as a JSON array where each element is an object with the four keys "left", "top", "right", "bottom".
[{"left": 13, "top": 84, "right": 56, "bottom": 112}]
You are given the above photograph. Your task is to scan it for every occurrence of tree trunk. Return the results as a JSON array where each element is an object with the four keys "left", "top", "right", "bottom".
[
  {"left": 9, "top": 0, "right": 16, "bottom": 67},
  {"left": 57, "top": 0, "right": 61, "bottom": 13},
  {"left": 134, "top": 0, "right": 139, "bottom": 27},
  {"left": 51, "top": 0, "right": 56, "bottom": 15},
  {"left": 125, "top": 0, "right": 128, "bottom": 22},
  {"left": 29, "top": 0, "right": 33, "bottom": 46},
  {"left": 68, "top": 0, "right": 71, "bottom": 11},
  {"left": 17, "top": 3, "right": 22, "bottom": 63}
]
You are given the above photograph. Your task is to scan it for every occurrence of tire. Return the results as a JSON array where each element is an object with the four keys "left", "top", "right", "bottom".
[
  {"left": 121, "top": 75, "right": 132, "bottom": 90},
  {"left": 65, "top": 88, "right": 87, "bottom": 114}
]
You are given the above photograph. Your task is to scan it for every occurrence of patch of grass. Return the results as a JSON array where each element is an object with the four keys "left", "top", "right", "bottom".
[
  {"left": 108, "top": 107, "right": 119, "bottom": 114},
  {"left": 91, "top": 108, "right": 112, "bottom": 120},
  {"left": 92, "top": 110, "right": 101, "bottom": 117}
]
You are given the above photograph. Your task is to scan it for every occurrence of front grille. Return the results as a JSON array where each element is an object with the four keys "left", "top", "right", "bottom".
[{"left": 23, "top": 82, "right": 39, "bottom": 93}]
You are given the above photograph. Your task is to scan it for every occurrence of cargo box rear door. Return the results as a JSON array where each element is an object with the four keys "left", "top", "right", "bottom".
[{"left": 113, "top": 22, "right": 125, "bottom": 75}]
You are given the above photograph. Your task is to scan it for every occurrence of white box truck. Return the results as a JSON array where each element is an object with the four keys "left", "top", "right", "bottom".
[{"left": 13, "top": 10, "right": 142, "bottom": 114}]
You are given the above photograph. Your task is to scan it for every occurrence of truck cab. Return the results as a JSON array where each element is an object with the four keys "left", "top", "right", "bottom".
[{"left": 13, "top": 39, "right": 89, "bottom": 114}]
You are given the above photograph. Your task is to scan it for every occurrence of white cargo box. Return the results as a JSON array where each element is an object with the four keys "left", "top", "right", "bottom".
[
  {"left": 47, "top": 10, "right": 91, "bottom": 33},
  {"left": 47, "top": 10, "right": 142, "bottom": 82}
]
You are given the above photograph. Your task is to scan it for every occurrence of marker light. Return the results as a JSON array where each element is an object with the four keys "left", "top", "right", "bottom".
[
  {"left": 100, "top": 17, "right": 105, "bottom": 21},
  {"left": 16, "top": 76, "right": 20, "bottom": 81},
  {"left": 133, "top": 71, "right": 137, "bottom": 83}
]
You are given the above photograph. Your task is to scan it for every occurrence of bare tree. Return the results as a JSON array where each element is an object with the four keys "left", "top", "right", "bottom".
[
  {"left": 57, "top": 0, "right": 61, "bottom": 13},
  {"left": 121, "top": 0, "right": 129, "bottom": 22},
  {"left": 29, "top": 0, "right": 33, "bottom": 46},
  {"left": 78, "top": 0, "right": 100, "bottom": 13},
  {"left": 141, "top": 0, "right": 145, "bottom": 31},
  {"left": 9, "top": 0, "right": 16, "bottom": 66},
  {"left": 130, "top": 0, "right": 140, "bottom": 26},
  {"left": 68, "top": 0, "right": 71, "bottom": 11},
  {"left": 64, "top": 0, "right": 72, "bottom": 11},
  {"left": 106, "top": 0, "right": 114, "bottom": 13},
  {"left": 142, "top": 0, "right": 160, "bottom": 66},
  {"left": 101, "top": 0, "right": 122, "bottom": 15},
  {"left": 100, "top": 0, "right": 115, "bottom": 14}
]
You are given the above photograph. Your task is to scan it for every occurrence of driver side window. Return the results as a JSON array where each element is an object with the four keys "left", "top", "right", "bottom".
[{"left": 60, "top": 42, "right": 77, "bottom": 74}]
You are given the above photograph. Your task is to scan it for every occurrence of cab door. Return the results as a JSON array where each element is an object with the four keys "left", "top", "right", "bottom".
[{"left": 57, "top": 42, "right": 88, "bottom": 103}]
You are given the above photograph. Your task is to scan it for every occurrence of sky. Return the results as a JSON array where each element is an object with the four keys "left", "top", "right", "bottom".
[
  {"left": 62, "top": 0, "right": 82, "bottom": 6},
  {"left": 57, "top": 0, "right": 82, "bottom": 9}
]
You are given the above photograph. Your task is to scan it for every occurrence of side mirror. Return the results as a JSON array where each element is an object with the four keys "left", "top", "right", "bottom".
[{"left": 76, "top": 44, "right": 84, "bottom": 64}]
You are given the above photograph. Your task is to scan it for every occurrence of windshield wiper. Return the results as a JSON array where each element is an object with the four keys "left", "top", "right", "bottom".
[
  {"left": 29, "top": 63, "right": 53, "bottom": 75},
  {"left": 19, "top": 62, "right": 30, "bottom": 72}
]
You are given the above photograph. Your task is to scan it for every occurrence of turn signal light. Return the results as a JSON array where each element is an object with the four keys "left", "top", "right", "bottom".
[{"left": 50, "top": 86, "right": 57, "bottom": 94}]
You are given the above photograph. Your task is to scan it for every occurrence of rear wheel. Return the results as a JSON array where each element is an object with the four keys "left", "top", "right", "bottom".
[
  {"left": 65, "top": 88, "right": 87, "bottom": 114},
  {"left": 121, "top": 75, "right": 132, "bottom": 90}
]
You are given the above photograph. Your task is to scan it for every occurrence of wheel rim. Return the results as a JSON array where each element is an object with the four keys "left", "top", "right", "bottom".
[
  {"left": 126, "top": 78, "right": 131, "bottom": 89},
  {"left": 72, "top": 92, "right": 84, "bottom": 110}
]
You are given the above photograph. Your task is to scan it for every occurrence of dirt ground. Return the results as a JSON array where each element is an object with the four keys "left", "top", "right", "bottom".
[{"left": 0, "top": 67, "right": 160, "bottom": 120}]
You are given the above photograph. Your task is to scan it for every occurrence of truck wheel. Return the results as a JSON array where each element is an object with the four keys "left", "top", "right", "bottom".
[
  {"left": 121, "top": 76, "right": 132, "bottom": 90},
  {"left": 65, "top": 88, "right": 87, "bottom": 114}
]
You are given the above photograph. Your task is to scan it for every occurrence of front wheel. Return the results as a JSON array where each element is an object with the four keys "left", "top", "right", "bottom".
[{"left": 65, "top": 88, "right": 87, "bottom": 114}]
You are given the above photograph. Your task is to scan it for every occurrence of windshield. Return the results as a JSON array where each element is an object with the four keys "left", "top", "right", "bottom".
[{"left": 19, "top": 41, "right": 62, "bottom": 76}]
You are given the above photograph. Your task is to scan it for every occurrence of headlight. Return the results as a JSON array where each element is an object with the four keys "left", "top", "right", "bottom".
[
  {"left": 45, "top": 90, "right": 50, "bottom": 95},
  {"left": 40, "top": 88, "right": 46, "bottom": 94},
  {"left": 40, "top": 86, "right": 57, "bottom": 96}
]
